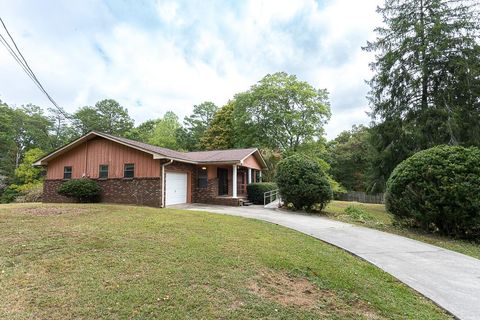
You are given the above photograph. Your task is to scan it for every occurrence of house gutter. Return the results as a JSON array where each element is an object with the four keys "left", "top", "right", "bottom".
[{"left": 161, "top": 159, "right": 174, "bottom": 207}]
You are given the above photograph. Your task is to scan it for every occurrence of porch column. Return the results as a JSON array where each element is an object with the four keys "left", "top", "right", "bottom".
[
  {"left": 259, "top": 170, "right": 262, "bottom": 182},
  {"left": 232, "top": 164, "right": 238, "bottom": 198},
  {"left": 248, "top": 168, "right": 252, "bottom": 184}
]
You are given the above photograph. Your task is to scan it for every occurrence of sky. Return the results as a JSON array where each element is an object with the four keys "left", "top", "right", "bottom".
[{"left": 0, "top": 0, "right": 383, "bottom": 140}]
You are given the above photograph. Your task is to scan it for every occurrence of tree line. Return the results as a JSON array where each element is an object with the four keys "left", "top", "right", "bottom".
[{"left": 1, "top": 0, "right": 479, "bottom": 201}]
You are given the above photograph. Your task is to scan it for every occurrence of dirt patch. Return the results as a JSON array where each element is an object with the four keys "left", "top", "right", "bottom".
[
  {"left": 13, "top": 207, "right": 90, "bottom": 216},
  {"left": 248, "top": 270, "right": 384, "bottom": 319}
]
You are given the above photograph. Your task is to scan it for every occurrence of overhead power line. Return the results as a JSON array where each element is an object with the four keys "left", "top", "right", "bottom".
[{"left": 0, "top": 17, "right": 70, "bottom": 118}]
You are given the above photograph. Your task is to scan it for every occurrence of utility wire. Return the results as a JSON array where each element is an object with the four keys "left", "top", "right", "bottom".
[{"left": 0, "top": 17, "right": 70, "bottom": 118}]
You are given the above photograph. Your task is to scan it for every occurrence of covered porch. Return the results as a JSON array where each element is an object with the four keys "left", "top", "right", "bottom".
[{"left": 195, "top": 164, "right": 264, "bottom": 206}]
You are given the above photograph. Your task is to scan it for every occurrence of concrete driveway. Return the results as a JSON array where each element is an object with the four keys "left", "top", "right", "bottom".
[{"left": 180, "top": 203, "right": 480, "bottom": 320}]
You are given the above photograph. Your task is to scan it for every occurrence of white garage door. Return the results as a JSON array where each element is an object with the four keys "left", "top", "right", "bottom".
[{"left": 165, "top": 172, "right": 188, "bottom": 206}]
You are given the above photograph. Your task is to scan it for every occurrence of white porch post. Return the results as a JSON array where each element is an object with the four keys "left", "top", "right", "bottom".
[
  {"left": 248, "top": 168, "right": 252, "bottom": 184},
  {"left": 259, "top": 170, "right": 262, "bottom": 182},
  {"left": 232, "top": 164, "right": 238, "bottom": 198}
]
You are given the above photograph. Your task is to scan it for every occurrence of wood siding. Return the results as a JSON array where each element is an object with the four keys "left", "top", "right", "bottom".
[
  {"left": 242, "top": 154, "right": 262, "bottom": 170},
  {"left": 46, "top": 137, "right": 160, "bottom": 179}
]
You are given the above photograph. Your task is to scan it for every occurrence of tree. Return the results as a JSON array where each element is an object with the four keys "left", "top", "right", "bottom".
[
  {"left": 73, "top": 99, "right": 134, "bottom": 135},
  {"left": 126, "top": 119, "right": 159, "bottom": 143},
  {"left": 234, "top": 72, "right": 331, "bottom": 151},
  {"left": 364, "top": 0, "right": 480, "bottom": 190},
  {"left": 0, "top": 103, "right": 52, "bottom": 179},
  {"left": 13, "top": 148, "right": 45, "bottom": 185},
  {"left": 48, "top": 107, "right": 77, "bottom": 148},
  {"left": 149, "top": 111, "right": 181, "bottom": 149},
  {"left": 200, "top": 101, "right": 236, "bottom": 150},
  {"left": 177, "top": 102, "right": 218, "bottom": 151},
  {"left": 327, "top": 125, "right": 372, "bottom": 192}
]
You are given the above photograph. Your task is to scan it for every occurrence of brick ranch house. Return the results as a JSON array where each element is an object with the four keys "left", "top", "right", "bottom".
[{"left": 34, "top": 131, "right": 267, "bottom": 207}]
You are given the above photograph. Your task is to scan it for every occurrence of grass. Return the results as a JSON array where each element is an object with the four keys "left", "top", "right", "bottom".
[
  {"left": 324, "top": 201, "right": 480, "bottom": 260},
  {"left": 0, "top": 203, "right": 450, "bottom": 320}
]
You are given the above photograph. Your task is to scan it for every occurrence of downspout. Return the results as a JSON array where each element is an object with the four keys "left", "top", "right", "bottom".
[{"left": 161, "top": 159, "right": 174, "bottom": 207}]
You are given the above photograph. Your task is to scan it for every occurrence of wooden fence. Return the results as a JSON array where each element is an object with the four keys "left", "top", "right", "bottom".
[{"left": 336, "top": 191, "right": 385, "bottom": 204}]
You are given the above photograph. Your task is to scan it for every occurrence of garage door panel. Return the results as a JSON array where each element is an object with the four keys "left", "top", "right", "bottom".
[{"left": 166, "top": 172, "right": 188, "bottom": 206}]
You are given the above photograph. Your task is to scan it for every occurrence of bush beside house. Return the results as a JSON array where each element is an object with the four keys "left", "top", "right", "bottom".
[
  {"left": 276, "top": 154, "right": 333, "bottom": 211},
  {"left": 386, "top": 145, "right": 480, "bottom": 239},
  {"left": 58, "top": 179, "right": 101, "bottom": 203},
  {"left": 247, "top": 182, "right": 277, "bottom": 204}
]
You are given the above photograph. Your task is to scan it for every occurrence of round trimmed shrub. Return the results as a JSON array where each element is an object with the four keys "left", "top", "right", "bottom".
[
  {"left": 247, "top": 182, "right": 278, "bottom": 204},
  {"left": 275, "top": 154, "right": 333, "bottom": 210},
  {"left": 386, "top": 145, "right": 480, "bottom": 239},
  {"left": 58, "top": 179, "right": 101, "bottom": 203}
]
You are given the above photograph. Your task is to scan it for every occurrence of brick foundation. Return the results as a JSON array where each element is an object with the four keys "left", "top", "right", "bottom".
[{"left": 43, "top": 178, "right": 162, "bottom": 207}]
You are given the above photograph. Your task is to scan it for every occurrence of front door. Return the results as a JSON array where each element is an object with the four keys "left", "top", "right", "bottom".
[{"left": 217, "top": 168, "right": 228, "bottom": 195}]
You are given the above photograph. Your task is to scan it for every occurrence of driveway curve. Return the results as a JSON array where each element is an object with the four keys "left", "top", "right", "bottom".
[{"left": 181, "top": 203, "right": 480, "bottom": 320}]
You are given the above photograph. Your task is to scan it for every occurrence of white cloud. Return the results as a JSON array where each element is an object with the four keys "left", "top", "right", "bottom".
[{"left": 0, "top": 0, "right": 383, "bottom": 140}]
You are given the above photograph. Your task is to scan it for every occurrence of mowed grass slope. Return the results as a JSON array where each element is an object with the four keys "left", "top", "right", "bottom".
[
  {"left": 0, "top": 204, "right": 449, "bottom": 319},
  {"left": 325, "top": 201, "right": 480, "bottom": 260}
]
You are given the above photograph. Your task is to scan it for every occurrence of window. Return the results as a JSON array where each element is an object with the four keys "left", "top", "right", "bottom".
[
  {"left": 99, "top": 165, "right": 109, "bottom": 179},
  {"left": 63, "top": 166, "right": 72, "bottom": 180},
  {"left": 124, "top": 163, "right": 134, "bottom": 178},
  {"left": 197, "top": 167, "right": 208, "bottom": 188}
]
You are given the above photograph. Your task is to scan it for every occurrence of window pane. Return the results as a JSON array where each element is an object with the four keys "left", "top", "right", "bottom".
[
  {"left": 99, "top": 165, "right": 108, "bottom": 179},
  {"left": 124, "top": 164, "right": 134, "bottom": 178},
  {"left": 64, "top": 166, "right": 72, "bottom": 179},
  {"left": 197, "top": 167, "right": 208, "bottom": 188}
]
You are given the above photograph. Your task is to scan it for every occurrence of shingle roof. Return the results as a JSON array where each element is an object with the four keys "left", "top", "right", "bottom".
[
  {"left": 99, "top": 132, "right": 258, "bottom": 163},
  {"left": 34, "top": 131, "right": 266, "bottom": 167}
]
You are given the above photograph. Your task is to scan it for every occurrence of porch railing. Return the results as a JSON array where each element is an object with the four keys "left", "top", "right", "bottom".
[
  {"left": 264, "top": 189, "right": 281, "bottom": 206},
  {"left": 237, "top": 183, "right": 247, "bottom": 195}
]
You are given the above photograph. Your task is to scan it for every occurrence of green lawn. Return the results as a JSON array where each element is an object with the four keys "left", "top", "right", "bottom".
[
  {"left": 0, "top": 203, "right": 449, "bottom": 319},
  {"left": 324, "top": 201, "right": 480, "bottom": 260}
]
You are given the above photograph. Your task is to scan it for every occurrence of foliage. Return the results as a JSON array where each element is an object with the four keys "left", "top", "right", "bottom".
[
  {"left": 386, "top": 146, "right": 480, "bottom": 239},
  {"left": 176, "top": 102, "right": 218, "bottom": 151},
  {"left": 0, "top": 102, "right": 53, "bottom": 179},
  {"left": 148, "top": 111, "right": 181, "bottom": 149},
  {"left": 344, "top": 205, "right": 374, "bottom": 223},
  {"left": 258, "top": 148, "right": 282, "bottom": 182},
  {"left": 200, "top": 101, "right": 235, "bottom": 150},
  {"left": 13, "top": 182, "right": 43, "bottom": 203},
  {"left": 234, "top": 72, "right": 331, "bottom": 151},
  {"left": 0, "top": 185, "right": 20, "bottom": 203},
  {"left": 126, "top": 119, "right": 159, "bottom": 143},
  {"left": 48, "top": 107, "right": 77, "bottom": 149},
  {"left": 327, "top": 125, "right": 372, "bottom": 192},
  {"left": 13, "top": 148, "right": 44, "bottom": 185},
  {"left": 275, "top": 154, "right": 333, "bottom": 211},
  {"left": 73, "top": 99, "right": 134, "bottom": 135},
  {"left": 246, "top": 182, "right": 278, "bottom": 205},
  {"left": 58, "top": 179, "right": 101, "bottom": 203},
  {"left": 364, "top": 0, "right": 480, "bottom": 191}
]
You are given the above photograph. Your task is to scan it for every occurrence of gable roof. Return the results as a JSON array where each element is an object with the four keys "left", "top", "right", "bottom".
[{"left": 34, "top": 131, "right": 267, "bottom": 169}]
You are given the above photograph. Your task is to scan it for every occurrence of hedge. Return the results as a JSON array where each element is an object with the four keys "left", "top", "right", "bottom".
[
  {"left": 386, "top": 145, "right": 480, "bottom": 239},
  {"left": 247, "top": 182, "right": 278, "bottom": 204},
  {"left": 58, "top": 179, "right": 101, "bottom": 203}
]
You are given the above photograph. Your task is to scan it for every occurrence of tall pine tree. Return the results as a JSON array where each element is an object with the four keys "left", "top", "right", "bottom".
[{"left": 364, "top": 0, "right": 480, "bottom": 190}]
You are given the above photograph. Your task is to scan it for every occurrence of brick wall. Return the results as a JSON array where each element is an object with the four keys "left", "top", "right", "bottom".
[
  {"left": 43, "top": 160, "right": 242, "bottom": 207},
  {"left": 43, "top": 178, "right": 162, "bottom": 207}
]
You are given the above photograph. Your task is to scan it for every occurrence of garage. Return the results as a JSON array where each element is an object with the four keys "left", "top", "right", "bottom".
[{"left": 165, "top": 172, "right": 188, "bottom": 206}]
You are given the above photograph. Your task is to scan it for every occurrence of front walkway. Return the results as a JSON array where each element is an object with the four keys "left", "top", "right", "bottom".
[{"left": 181, "top": 203, "right": 480, "bottom": 320}]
